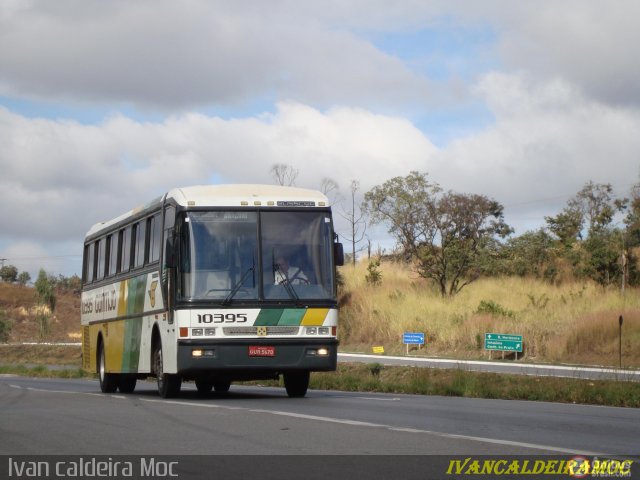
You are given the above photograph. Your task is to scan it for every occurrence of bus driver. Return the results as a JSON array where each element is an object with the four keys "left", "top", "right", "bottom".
[{"left": 274, "top": 255, "right": 309, "bottom": 285}]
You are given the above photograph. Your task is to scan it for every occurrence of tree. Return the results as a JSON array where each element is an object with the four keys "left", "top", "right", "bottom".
[
  {"left": 35, "top": 269, "right": 56, "bottom": 312},
  {"left": 569, "top": 181, "right": 626, "bottom": 235},
  {"left": 0, "top": 265, "right": 18, "bottom": 283},
  {"left": 582, "top": 229, "right": 624, "bottom": 286},
  {"left": 364, "top": 172, "right": 511, "bottom": 296},
  {"left": 270, "top": 163, "right": 299, "bottom": 186},
  {"left": 624, "top": 181, "right": 640, "bottom": 247},
  {"left": 501, "top": 229, "right": 557, "bottom": 279},
  {"left": 417, "top": 192, "right": 512, "bottom": 296},
  {"left": 338, "top": 180, "right": 367, "bottom": 266},
  {"left": 34, "top": 269, "right": 56, "bottom": 341},
  {"left": 545, "top": 206, "right": 584, "bottom": 246},
  {"left": 364, "top": 171, "right": 440, "bottom": 259},
  {"left": 17, "top": 271, "right": 31, "bottom": 286}
]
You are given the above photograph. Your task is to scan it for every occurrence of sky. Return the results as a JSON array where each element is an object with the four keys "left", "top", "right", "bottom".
[{"left": 1, "top": 0, "right": 640, "bottom": 279}]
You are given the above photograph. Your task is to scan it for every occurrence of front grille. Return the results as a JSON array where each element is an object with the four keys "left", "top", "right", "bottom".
[{"left": 223, "top": 326, "right": 300, "bottom": 336}]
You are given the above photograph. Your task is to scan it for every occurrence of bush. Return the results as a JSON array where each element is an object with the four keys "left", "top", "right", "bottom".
[
  {"left": 0, "top": 310, "right": 12, "bottom": 343},
  {"left": 365, "top": 259, "right": 382, "bottom": 286},
  {"left": 476, "top": 300, "right": 516, "bottom": 319}
]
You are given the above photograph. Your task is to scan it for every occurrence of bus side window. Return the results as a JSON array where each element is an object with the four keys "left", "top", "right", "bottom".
[
  {"left": 96, "top": 238, "right": 106, "bottom": 280},
  {"left": 83, "top": 243, "right": 95, "bottom": 284},
  {"left": 134, "top": 220, "right": 146, "bottom": 268},
  {"left": 148, "top": 214, "right": 162, "bottom": 263},
  {"left": 121, "top": 226, "right": 132, "bottom": 273},
  {"left": 111, "top": 231, "right": 122, "bottom": 275}
]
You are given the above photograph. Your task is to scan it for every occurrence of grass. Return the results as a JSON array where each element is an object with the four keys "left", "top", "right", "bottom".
[
  {"left": 0, "top": 364, "right": 89, "bottom": 378},
  {"left": 245, "top": 363, "right": 640, "bottom": 408},
  {"left": 338, "top": 261, "right": 640, "bottom": 367},
  {"left": 0, "top": 344, "right": 82, "bottom": 366}
]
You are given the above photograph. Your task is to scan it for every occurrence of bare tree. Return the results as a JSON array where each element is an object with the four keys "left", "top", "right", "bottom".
[
  {"left": 339, "top": 180, "right": 367, "bottom": 266},
  {"left": 270, "top": 163, "right": 299, "bottom": 186},
  {"left": 320, "top": 177, "right": 342, "bottom": 206}
]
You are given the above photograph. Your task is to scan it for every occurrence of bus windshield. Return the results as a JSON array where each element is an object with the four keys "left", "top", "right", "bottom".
[{"left": 179, "top": 210, "right": 335, "bottom": 302}]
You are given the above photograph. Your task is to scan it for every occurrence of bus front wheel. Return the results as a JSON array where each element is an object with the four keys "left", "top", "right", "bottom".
[
  {"left": 283, "top": 371, "right": 309, "bottom": 398},
  {"left": 214, "top": 380, "right": 231, "bottom": 393},
  {"left": 154, "top": 342, "right": 181, "bottom": 398},
  {"left": 195, "top": 379, "right": 213, "bottom": 394}
]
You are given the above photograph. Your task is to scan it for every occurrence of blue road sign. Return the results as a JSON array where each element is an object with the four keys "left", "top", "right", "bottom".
[{"left": 403, "top": 332, "right": 425, "bottom": 345}]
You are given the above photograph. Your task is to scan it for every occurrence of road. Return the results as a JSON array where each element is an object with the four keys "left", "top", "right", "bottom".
[{"left": 1, "top": 376, "right": 638, "bottom": 457}]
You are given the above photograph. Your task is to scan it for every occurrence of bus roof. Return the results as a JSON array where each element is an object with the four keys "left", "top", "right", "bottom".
[{"left": 85, "top": 184, "right": 330, "bottom": 239}]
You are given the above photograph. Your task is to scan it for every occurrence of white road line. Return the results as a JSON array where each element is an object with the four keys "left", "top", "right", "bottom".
[{"left": 143, "top": 396, "right": 605, "bottom": 456}]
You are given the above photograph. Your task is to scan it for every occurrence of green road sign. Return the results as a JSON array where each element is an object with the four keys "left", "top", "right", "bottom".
[{"left": 484, "top": 333, "right": 523, "bottom": 352}]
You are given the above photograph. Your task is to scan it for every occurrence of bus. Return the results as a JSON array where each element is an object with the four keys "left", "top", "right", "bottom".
[{"left": 81, "top": 184, "right": 344, "bottom": 398}]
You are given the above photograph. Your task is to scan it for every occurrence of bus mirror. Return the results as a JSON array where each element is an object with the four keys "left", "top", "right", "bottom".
[
  {"left": 165, "top": 230, "right": 177, "bottom": 268},
  {"left": 334, "top": 242, "right": 344, "bottom": 267}
]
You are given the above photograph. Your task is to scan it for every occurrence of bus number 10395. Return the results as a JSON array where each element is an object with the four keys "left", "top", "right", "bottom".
[{"left": 197, "top": 313, "right": 248, "bottom": 324}]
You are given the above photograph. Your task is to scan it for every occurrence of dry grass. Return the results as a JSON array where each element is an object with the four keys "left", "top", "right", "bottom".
[
  {"left": 0, "top": 282, "right": 82, "bottom": 343},
  {"left": 338, "top": 261, "right": 640, "bottom": 367}
]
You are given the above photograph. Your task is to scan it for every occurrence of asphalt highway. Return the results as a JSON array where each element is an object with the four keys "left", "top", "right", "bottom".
[{"left": 1, "top": 376, "right": 638, "bottom": 457}]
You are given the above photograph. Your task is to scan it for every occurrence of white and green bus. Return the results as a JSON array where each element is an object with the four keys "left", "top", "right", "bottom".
[{"left": 81, "top": 184, "right": 344, "bottom": 398}]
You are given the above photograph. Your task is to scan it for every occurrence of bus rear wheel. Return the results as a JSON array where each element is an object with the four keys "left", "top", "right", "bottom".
[
  {"left": 118, "top": 375, "right": 137, "bottom": 393},
  {"left": 283, "top": 371, "right": 309, "bottom": 398},
  {"left": 98, "top": 342, "right": 118, "bottom": 393},
  {"left": 154, "top": 342, "right": 181, "bottom": 398}
]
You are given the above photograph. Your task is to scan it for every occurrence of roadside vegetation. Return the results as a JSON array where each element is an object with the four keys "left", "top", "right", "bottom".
[{"left": 338, "top": 261, "right": 640, "bottom": 367}]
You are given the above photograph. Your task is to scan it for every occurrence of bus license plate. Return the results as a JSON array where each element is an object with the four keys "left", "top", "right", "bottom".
[{"left": 249, "top": 346, "right": 275, "bottom": 357}]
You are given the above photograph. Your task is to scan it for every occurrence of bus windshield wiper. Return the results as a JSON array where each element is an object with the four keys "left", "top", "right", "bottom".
[
  {"left": 274, "top": 263, "right": 300, "bottom": 303},
  {"left": 222, "top": 266, "right": 255, "bottom": 305}
]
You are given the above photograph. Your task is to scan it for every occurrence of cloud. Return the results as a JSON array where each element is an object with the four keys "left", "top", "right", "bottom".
[
  {"left": 429, "top": 72, "right": 640, "bottom": 227},
  {"left": 0, "top": 0, "right": 432, "bottom": 111},
  {"left": 491, "top": 1, "right": 640, "bottom": 107},
  {"left": 0, "top": 102, "right": 436, "bottom": 245}
]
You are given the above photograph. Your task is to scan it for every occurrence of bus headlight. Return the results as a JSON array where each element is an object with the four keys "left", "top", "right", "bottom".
[
  {"left": 192, "top": 328, "right": 203, "bottom": 336},
  {"left": 305, "top": 327, "right": 317, "bottom": 335}
]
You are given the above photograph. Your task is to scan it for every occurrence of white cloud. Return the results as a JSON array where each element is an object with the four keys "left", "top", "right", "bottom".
[
  {"left": 0, "top": 0, "right": 432, "bottom": 111},
  {"left": 0, "top": 103, "right": 436, "bottom": 246},
  {"left": 430, "top": 72, "right": 640, "bottom": 228},
  {"left": 491, "top": 1, "right": 640, "bottom": 107}
]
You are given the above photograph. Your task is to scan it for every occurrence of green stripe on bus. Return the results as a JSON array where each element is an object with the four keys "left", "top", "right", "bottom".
[
  {"left": 278, "top": 309, "right": 305, "bottom": 326},
  {"left": 254, "top": 309, "right": 283, "bottom": 326},
  {"left": 122, "top": 317, "right": 142, "bottom": 372},
  {"left": 121, "top": 274, "right": 147, "bottom": 372},
  {"left": 129, "top": 275, "right": 147, "bottom": 315}
]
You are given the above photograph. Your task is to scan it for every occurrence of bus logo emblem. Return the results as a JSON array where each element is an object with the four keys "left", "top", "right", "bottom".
[
  {"left": 257, "top": 326, "right": 267, "bottom": 337},
  {"left": 148, "top": 280, "right": 158, "bottom": 308}
]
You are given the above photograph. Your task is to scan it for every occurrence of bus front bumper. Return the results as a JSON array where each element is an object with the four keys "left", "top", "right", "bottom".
[{"left": 176, "top": 338, "right": 338, "bottom": 375}]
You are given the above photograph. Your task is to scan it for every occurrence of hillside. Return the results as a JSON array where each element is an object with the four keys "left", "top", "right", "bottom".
[
  {"left": 0, "top": 282, "right": 81, "bottom": 343},
  {"left": 338, "top": 261, "right": 640, "bottom": 368}
]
